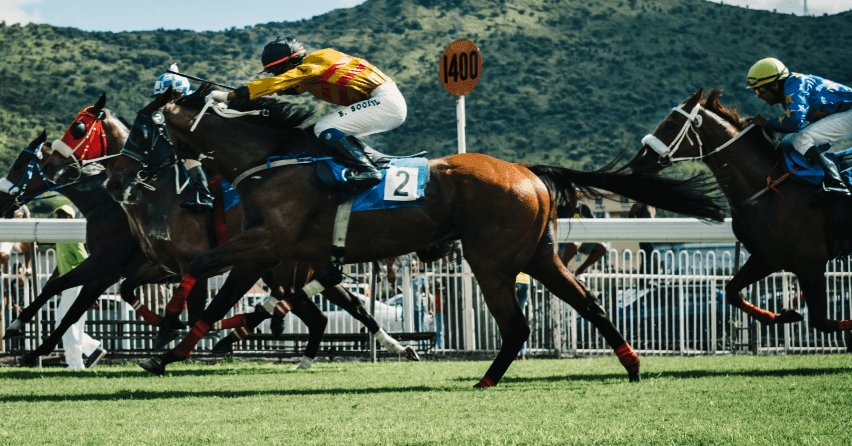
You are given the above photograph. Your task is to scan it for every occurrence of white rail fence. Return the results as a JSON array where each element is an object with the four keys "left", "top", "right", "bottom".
[{"left": 1, "top": 218, "right": 850, "bottom": 357}]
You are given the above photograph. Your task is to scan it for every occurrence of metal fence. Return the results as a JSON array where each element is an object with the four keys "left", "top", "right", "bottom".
[{"left": 2, "top": 245, "right": 851, "bottom": 358}]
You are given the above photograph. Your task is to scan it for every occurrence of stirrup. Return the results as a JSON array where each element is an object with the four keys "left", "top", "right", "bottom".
[{"left": 816, "top": 182, "right": 852, "bottom": 199}]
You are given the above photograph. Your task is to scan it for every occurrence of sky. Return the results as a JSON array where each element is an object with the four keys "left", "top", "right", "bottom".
[{"left": 0, "top": 0, "right": 849, "bottom": 32}]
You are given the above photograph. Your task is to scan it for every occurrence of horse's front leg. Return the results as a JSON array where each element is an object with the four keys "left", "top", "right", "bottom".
[
  {"left": 139, "top": 262, "right": 278, "bottom": 375},
  {"left": 724, "top": 255, "right": 803, "bottom": 325}
]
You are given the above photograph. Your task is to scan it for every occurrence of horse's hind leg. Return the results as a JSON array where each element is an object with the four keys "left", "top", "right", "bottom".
[
  {"left": 725, "top": 256, "right": 803, "bottom": 325},
  {"left": 524, "top": 248, "right": 641, "bottom": 382},
  {"left": 796, "top": 268, "right": 852, "bottom": 347}
]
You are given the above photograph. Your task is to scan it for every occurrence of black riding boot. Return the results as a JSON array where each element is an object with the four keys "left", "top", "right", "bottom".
[
  {"left": 325, "top": 136, "right": 382, "bottom": 188},
  {"left": 180, "top": 166, "right": 215, "bottom": 212},
  {"left": 804, "top": 147, "right": 852, "bottom": 199}
]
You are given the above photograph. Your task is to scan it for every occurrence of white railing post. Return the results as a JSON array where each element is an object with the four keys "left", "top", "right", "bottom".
[{"left": 462, "top": 259, "right": 476, "bottom": 351}]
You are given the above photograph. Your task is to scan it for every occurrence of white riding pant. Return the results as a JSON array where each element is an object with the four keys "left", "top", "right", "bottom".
[
  {"left": 57, "top": 286, "right": 101, "bottom": 369},
  {"left": 314, "top": 82, "right": 407, "bottom": 139},
  {"left": 789, "top": 108, "right": 852, "bottom": 155}
]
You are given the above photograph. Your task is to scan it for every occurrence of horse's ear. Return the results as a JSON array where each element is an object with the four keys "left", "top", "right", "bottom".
[
  {"left": 147, "top": 86, "right": 173, "bottom": 111},
  {"left": 684, "top": 88, "right": 704, "bottom": 109},
  {"left": 94, "top": 93, "right": 107, "bottom": 110},
  {"left": 36, "top": 129, "right": 47, "bottom": 145}
]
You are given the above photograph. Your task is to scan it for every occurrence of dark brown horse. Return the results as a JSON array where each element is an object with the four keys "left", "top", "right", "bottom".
[
  {"left": 0, "top": 131, "right": 172, "bottom": 365},
  {"left": 112, "top": 84, "right": 726, "bottom": 385},
  {"left": 42, "top": 95, "right": 419, "bottom": 362},
  {"left": 629, "top": 88, "right": 852, "bottom": 338}
]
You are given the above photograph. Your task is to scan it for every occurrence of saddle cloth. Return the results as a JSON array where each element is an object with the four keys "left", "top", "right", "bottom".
[
  {"left": 317, "top": 158, "right": 429, "bottom": 212},
  {"left": 779, "top": 142, "right": 852, "bottom": 186}
]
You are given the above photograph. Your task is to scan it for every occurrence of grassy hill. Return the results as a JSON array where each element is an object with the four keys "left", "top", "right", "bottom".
[{"left": 1, "top": 0, "right": 850, "bottom": 178}]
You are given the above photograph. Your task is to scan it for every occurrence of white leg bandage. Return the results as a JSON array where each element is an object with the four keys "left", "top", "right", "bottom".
[
  {"left": 375, "top": 328, "right": 405, "bottom": 354},
  {"left": 294, "top": 355, "right": 314, "bottom": 370}
]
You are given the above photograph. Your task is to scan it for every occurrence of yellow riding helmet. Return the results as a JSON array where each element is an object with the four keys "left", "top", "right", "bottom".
[{"left": 746, "top": 58, "right": 789, "bottom": 89}]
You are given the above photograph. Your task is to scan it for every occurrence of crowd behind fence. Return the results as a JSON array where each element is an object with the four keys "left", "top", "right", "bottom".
[{"left": 1, "top": 218, "right": 850, "bottom": 358}]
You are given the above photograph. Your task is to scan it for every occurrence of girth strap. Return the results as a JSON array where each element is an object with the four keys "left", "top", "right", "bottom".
[{"left": 331, "top": 195, "right": 355, "bottom": 265}]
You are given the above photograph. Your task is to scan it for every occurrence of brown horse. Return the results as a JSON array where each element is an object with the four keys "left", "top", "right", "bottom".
[
  {"left": 111, "top": 84, "right": 726, "bottom": 384},
  {"left": 628, "top": 88, "right": 852, "bottom": 339},
  {"left": 42, "top": 94, "right": 419, "bottom": 362},
  {"left": 0, "top": 131, "right": 172, "bottom": 365}
]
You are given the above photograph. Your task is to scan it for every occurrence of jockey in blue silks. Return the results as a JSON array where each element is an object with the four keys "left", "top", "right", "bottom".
[{"left": 747, "top": 57, "right": 852, "bottom": 199}]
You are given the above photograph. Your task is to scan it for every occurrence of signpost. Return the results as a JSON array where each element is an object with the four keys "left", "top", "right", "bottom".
[
  {"left": 439, "top": 37, "right": 482, "bottom": 349},
  {"left": 439, "top": 38, "right": 482, "bottom": 154}
]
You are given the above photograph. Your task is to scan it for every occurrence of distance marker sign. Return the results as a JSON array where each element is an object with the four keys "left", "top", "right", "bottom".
[{"left": 439, "top": 39, "right": 482, "bottom": 96}]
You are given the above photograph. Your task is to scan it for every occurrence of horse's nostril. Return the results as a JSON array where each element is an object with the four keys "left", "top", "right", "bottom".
[{"left": 106, "top": 180, "right": 120, "bottom": 191}]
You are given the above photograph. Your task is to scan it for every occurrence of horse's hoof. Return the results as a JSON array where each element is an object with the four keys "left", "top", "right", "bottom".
[
  {"left": 629, "top": 371, "right": 642, "bottom": 383},
  {"left": 270, "top": 316, "right": 285, "bottom": 339},
  {"left": 402, "top": 345, "right": 420, "bottom": 362},
  {"left": 473, "top": 376, "right": 496, "bottom": 388},
  {"left": 776, "top": 309, "right": 805, "bottom": 324},
  {"left": 138, "top": 357, "right": 166, "bottom": 376},
  {"left": 19, "top": 352, "right": 38, "bottom": 367},
  {"left": 212, "top": 338, "right": 234, "bottom": 354}
]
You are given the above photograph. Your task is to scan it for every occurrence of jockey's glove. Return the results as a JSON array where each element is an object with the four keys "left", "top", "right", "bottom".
[{"left": 205, "top": 91, "right": 230, "bottom": 103}]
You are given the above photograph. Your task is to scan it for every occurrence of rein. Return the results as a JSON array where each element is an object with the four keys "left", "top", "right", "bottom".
[
  {"left": 231, "top": 129, "right": 330, "bottom": 189},
  {"left": 189, "top": 99, "right": 269, "bottom": 133},
  {"left": 0, "top": 143, "right": 101, "bottom": 206},
  {"left": 641, "top": 103, "right": 755, "bottom": 165}
]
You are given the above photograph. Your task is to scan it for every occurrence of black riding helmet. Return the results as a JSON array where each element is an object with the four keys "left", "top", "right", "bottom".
[{"left": 259, "top": 37, "right": 307, "bottom": 76}]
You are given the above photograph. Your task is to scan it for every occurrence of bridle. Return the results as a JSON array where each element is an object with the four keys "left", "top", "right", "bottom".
[
  {"left": 120, "top": 109, "right": 179, "bottom": 189},
  {"left": 0, "top": 143, "right": 98, "bottom": 207},
  {"left": 640, "top": 102, "right": 754, "bottom": 167}
]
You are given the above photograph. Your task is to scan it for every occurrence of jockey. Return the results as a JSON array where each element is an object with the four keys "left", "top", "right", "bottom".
[
  {"left": 207, "top": 37, "right": 407, "bottom": 188},
  {"left": 153, "top": 65, "right": 214, "bottom": 212},
  {"left": 747, "top": 57, "right": 852, "bottom": 198}
]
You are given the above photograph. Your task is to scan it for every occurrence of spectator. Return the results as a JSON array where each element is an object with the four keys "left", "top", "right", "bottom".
[
  {"left": 50, "top": 205, "right": 107, "bottom": 369},
  {"left": 628, "top": 202, "right": 657, "bottom": 275},
  {"left": 515, "top": 272, "right": 531, "bottom": 360},
  {"left": 410, "top": 258, "right": 435, "bottom": 333},
  {"left": 1, "top": 206, "right": 33, "bottom": 317},
  {"left": 559, "top": 191, "right": 608, "bottom": 285}
]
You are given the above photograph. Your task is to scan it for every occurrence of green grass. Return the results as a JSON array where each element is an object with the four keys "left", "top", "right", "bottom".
[{"left": 0, "top": 355, "right": 851, "bottom": 445}]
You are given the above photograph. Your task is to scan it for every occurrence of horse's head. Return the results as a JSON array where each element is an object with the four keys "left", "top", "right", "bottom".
[
  {"left": 105, "top": 90, "right": 178, "bottom": 204},
  {"left": 628, "top": 89, "right": 708, "bottom": 173},
  {"left": 0, "top": 130, "right": 53, "bottom": 217},
  {"left": 629, "top": 88, "right": 756, "bottom": 176},
  {"left": 43, "top": 93, "right": 129, "bottom": 184}
]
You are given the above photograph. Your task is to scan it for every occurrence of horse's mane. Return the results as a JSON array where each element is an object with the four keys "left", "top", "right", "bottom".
[
  {"left": 702, "top": 88, "right": 746, "bottom": 130},
  {"left": 176, "top": 82, "right": 315, "bottom": 132}
]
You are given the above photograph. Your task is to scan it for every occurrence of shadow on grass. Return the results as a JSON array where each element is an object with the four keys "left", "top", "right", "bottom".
[
  {"left": 488, "top": 366, "right": 852, "bottom": 384},
  {"left": 0, "top": 385, "right": 435, "bottom": 403}
]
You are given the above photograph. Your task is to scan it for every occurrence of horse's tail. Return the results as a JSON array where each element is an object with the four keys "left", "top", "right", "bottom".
[{"left": 525, "top": 162, "right": 727, "bottom": 222}]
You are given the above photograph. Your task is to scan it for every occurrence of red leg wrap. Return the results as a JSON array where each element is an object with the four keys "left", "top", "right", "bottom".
[
  {"left": 173, "top": 320, "right": 210, "bottom": 360},
  {"left": 232, "top": 326, "right": 250, "bottom": 341},
  {"left": 274, "top": 299, "right": 293, "bottom": 317},
  {"left": 166, "top": 274, "right": 197, "bottom": 316},
  {"left": 475, "top": 376, "right": 496, "bottom": 388},
  {"left": 838, "top": 320, "right": 852, "bottom": 331},
  {"left": 615, "top": 342, "right": 640, "bottom": 374},
  {"left": 213, "top": 315, "right": 247, "bottom": 331},
  {"left": 739, "top": 300, "right": 776, "bottom": 324},
  {"left": 131, "top": 299, "right": 163, "bottom": 326}
]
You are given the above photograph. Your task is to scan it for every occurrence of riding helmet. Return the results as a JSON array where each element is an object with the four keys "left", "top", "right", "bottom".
[
  {"left": 153, "top": 63, "right": 192, "bottom": 96},
  {"left": 746, "top": 58, "right": 789, "bottom": 89},
  {"left": 259, "top": 37, "right": 307, "bottom": 75}
]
